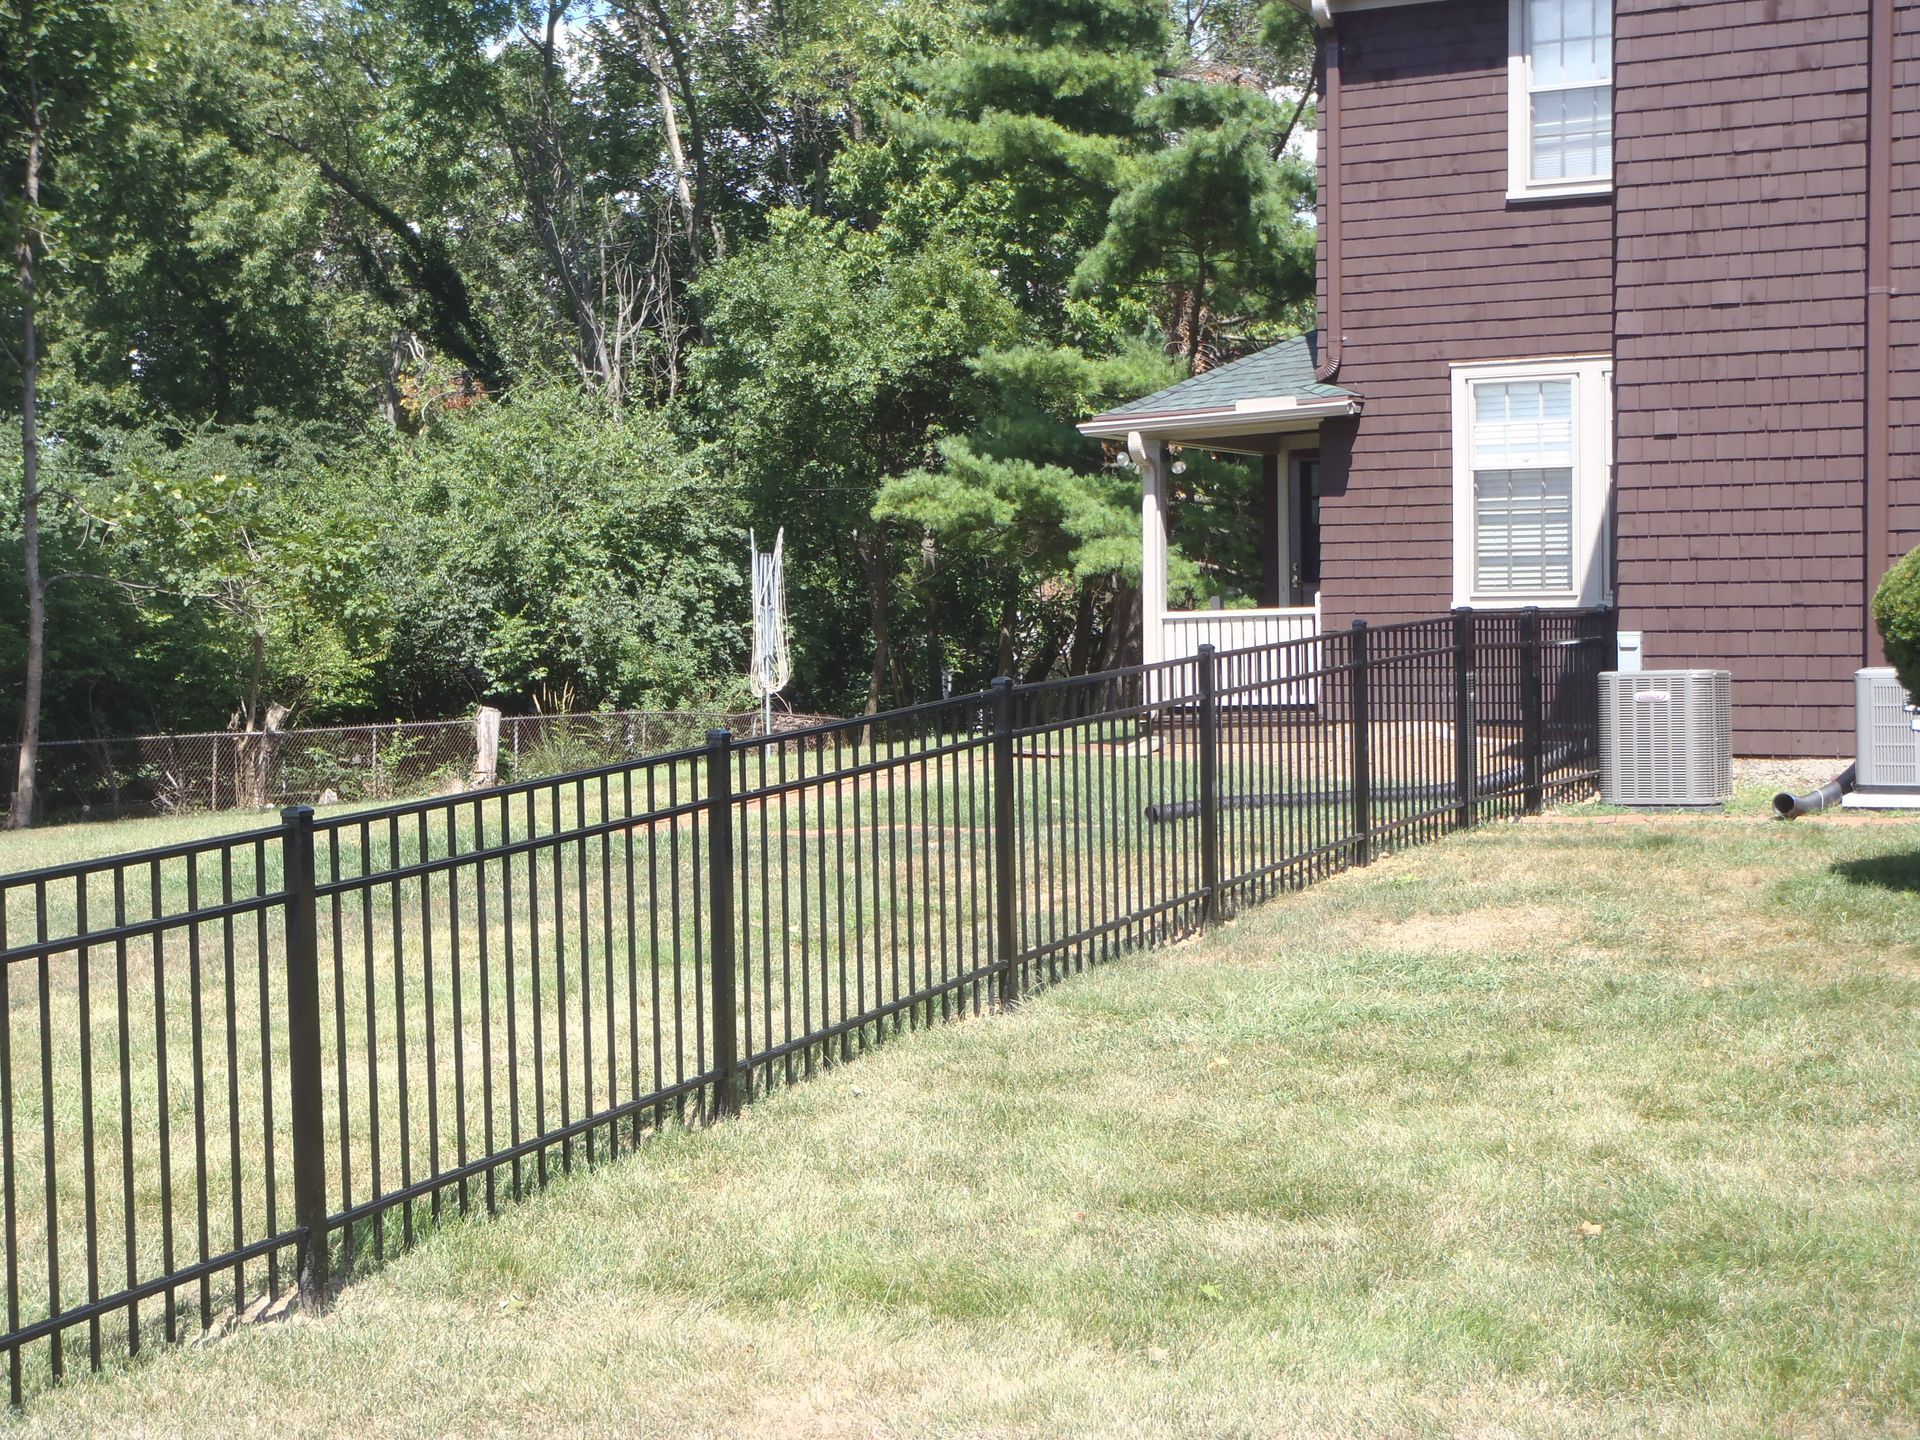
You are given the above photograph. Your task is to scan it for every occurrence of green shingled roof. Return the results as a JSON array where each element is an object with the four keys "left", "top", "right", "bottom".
[{"left": 1091, "top": 334, "right": 1355, "bottom": 422}]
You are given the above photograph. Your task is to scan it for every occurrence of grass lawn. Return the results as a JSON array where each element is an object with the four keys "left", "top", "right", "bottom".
[{"left": 9, "top": 805, "right": 1920, "bottom": 1438}]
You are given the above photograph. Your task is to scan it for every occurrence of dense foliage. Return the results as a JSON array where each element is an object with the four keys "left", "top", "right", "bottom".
[
  {"left": 1875, "top": 546, "right": 1920, "bottom": 702},
  {"left": 3, "top": 0, "right": 1318, "bottom": 767}
]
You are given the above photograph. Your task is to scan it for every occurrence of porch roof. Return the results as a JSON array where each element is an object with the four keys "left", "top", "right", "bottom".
[{"left": 1077, "top": 334, "right": 1360, "bottom": 450}]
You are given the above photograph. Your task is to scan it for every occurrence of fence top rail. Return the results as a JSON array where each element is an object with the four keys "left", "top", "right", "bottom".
[
  {"left": 2, "top": 888, "right": 288, "bottom": 968},
  {"left": 313, "top": 793, "right": 713, "bottom": 899},
  {"left": 0, "top": 819, "right": 290, "bottom": 893},
  {"left": 0, "top": 606, "right": 1614, "bottom": 891},
  {"left": 728, "top": 688, "right": 998, "bottom": 755},
  {"left": 731, "top": 730, "right": 991, "bottom": 805},
  {"left": 308, "top": 740, "right": 712, "bottom": 837},
  {"left": 1010, "top": 654, "right": 1189, "bottom": 700}
]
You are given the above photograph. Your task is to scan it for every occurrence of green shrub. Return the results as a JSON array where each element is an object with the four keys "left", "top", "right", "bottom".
[{"left": 1876, "top": 546, "right": 1920, "bottom": 701}]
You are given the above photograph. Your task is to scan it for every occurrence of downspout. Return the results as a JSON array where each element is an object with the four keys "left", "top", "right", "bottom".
[
  {"left": 1313, "top": 1, "right": 1343, "bottom": 384},
  {"left": 1866, "top": 0, "right": 1894, "bottom": 663}
]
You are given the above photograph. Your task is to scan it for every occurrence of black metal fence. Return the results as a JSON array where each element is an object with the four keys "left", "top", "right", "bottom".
[{"left": 0, "top": 608, "right": 1611, "bottom": 1399}]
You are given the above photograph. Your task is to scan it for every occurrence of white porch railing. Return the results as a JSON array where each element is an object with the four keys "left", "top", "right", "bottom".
[{"left": 1160, "top": 598, "right": 1322, "bottom": 705}]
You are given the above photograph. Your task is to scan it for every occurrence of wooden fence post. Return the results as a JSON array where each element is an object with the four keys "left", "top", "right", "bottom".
[
  {"left": 471, "top": 706, "right": 501, "bottom": 790},
  {"left": 280, "top": 805, "right": 330, "bottom": 1304}
]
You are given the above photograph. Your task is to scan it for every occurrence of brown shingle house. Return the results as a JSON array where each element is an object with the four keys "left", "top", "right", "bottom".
[{"left": 1083, "top": 0, "right": 1920, "bottom": 757}]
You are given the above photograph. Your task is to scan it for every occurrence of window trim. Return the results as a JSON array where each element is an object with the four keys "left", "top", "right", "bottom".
[
  {"left": 1450, "top": 355, "right": 1613, "bottom": 610},
  {"left": 1507, "top": 0, "right": 1613, "bottom": 202}
]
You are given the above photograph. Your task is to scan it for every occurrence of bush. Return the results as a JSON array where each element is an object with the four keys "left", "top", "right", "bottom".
[
  {"left": 366, "top": 386, "right": 751, "bottom": 715},
  {"left": 1876, "top": 545, "right": 1920, "bottom": 701}
]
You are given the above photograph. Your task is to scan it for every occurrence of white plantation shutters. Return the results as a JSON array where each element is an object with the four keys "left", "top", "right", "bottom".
[
  {"left": 1471, "top": 379, "right": 1576, "bottom": 594},
  {"left": 1452, "top": 357, "right": 1610, "bottom": 608},
  {"left": 1474, "top": 471, "right": 1575, "bottom": 592},
  {"left": 1510, "top": 0, "right": 1612, "bottom": 195}
]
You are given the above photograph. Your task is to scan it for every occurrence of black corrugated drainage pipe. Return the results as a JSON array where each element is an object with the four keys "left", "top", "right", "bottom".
[{"left": 1772, "top": 765, "right": 1857, "bottom": 820}]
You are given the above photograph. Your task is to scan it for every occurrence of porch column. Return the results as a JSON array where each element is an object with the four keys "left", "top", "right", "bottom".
[
  {"left": 1130, "top": 430, "right": 1167, "bottom": 666},
  {"left": 1258, "top": 452, "right": 1284, "bottom": 608}
]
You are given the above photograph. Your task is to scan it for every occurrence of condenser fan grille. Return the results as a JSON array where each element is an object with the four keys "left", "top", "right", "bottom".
[
  {"left": 1856, "top": 668, "right": 1920, "bottom": 790},
  {"left": 1599, "top": 671, "right": 1733, "bottom": 807}
]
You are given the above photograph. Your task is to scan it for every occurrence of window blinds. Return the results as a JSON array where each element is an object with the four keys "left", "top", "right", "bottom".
[{"left": 1472, "top": 379, "right": 1577, "bottom": 594}]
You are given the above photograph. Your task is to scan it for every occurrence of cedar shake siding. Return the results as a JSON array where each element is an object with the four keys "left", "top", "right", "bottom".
[
  {"left": 1313, "top": 0, "right": 1919, "bottom": 756},
  {"left": 1612, "top": 0, "right": 1916, "bottom": 756},
  {"left": 1313, "top": 0, "right": 1612, "bottom": 632}
]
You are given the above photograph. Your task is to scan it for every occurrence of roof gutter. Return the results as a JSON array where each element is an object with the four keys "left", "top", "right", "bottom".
[
  {"left": 1866, "top": 0, "right": 1894, "bottom": 664},
  {"left": 1077, "top": 396, "right": 1362, "bottom": 443}
]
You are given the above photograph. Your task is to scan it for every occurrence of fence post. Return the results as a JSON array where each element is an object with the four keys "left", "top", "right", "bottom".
[
  {"left": 1452, "top": 607, "right": 1476, "bottom": 832},
  {"left": 704, "top": 729, "right": 743, "bottom": 1118},
  {"left": 1197, "top": 644, "right": 1221, "bottom": 927},
  {"left": 1520, "top": 607, "right": 1544, "bottom": 814},
  {"left": 989, "top": 677, "right": 1020, "bottom": 1009},
  {"left": 1348, "top": 620, "right": 1373, "bottom": 866},
  {"left": 471, "top": 706, "right": 502, "bottom": 790},
  {"left": 280, "top": 805, "right": 330, "bottom": 1305}
]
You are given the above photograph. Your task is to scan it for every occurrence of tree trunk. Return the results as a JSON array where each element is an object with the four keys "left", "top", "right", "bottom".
[
  {"left": 646, "top": 34, "right": 703, "bottom": 271},
  {"left": 855, "top": 530, "right": 893, "bottom": 716},
  {"left": 8, "top": 80, "right": 45, "bottom": 831},
  {"left": 1020, "top": 630, "right": 1065, "bottom": 685},
  {"left": 995, "top": 597, "right": 1017, "bottom": 681},
  {"left": 1183, "top": 252, "right": 1209, "bottom": 373},
  {"left": 1064, "top": 581, "right": 1102, "bottom": 676},
  {"left": 1097, "top": 581, "right": 1138, "bottom": 673}
]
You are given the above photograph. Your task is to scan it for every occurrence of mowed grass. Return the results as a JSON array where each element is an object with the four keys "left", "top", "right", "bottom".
[{"left": 4, "top": 808, "right": 1914, "bottom": 1438}]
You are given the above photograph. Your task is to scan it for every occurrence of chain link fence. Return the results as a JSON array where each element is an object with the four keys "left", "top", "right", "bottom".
[{"left": 0, "top": 709, "right": 836, "bottom": 821}]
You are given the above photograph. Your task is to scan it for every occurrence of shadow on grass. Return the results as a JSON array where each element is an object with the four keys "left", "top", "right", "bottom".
[{"left": 1830, "top": 852, "right": 1920, "bottom": 895}]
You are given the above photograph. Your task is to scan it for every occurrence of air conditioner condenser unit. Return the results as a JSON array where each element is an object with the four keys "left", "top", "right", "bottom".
[
  {"left": 1599, "top": 670, "right": 1733, "bottom": 808},
  {"left": 1842, "top": 668, "right": 1920, "bottom": 809}
]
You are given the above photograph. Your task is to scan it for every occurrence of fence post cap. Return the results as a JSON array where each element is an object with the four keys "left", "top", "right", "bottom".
[
  {"left": 706, "top": 726, "right": 732, "bottom": 744},
  {"left": 280, "top": 804, "right": 315, "bottom": 825},
  {"left": 1451, "top": 604, "right": 1473, "bottom": 616},
  {"left": 988, "top": 675, "right": 1012, "bottom": 689},
  {"left": 1350, "top": 618, "right": 1368, "bottom": 631}
]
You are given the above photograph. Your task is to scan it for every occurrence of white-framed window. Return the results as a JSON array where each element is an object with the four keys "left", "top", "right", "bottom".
[
  {"left": 1508, "top": 0, "right": 1613, "bottom": 200},
  {"left": 1451, "top": 356, "right": 1612, "bottom": 609}
]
